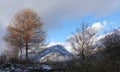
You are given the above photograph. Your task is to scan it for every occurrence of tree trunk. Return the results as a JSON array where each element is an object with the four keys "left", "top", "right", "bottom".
[
  {"left": 20, "top": 48, "right": 22, "bottom": 62},
  {"left": 81, "top": 50, "right": 85, "bottom": 60},
  {"left": 26, "top": 41, "right": 29, "bottom": 63}
]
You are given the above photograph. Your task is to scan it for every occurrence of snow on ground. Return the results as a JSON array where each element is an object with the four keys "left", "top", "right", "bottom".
[{"left": 0, "top": 63, "right": 53, "bottom": 72}]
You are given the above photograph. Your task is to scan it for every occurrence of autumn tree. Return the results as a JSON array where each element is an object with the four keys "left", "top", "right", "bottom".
[
  {"left": 67, "top": 23, "right": 96, "bottom": 60},
  {"left": 3, "top": 8, "right": 45, "bottom": 63}
]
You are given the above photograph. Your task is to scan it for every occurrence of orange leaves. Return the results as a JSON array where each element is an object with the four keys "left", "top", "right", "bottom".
[
  {"left": 7, "top": 25, "right": 15, "bottom": 32},
  {"left": 23, "top": 8, "right": 31, "bottom": 16},
  {"left": 11, "top": 33, "right": 17, "bottom": 39},
  {"left": 3, "top": 8, "right": 45, "bottom": 50},
  {"left": 27, "top": 17, "right": 32, "bottom": 24},
  {"left": 27, "top": 17, "right": 34, "bottom": 30},
  {"left": 23, "top": 30, "right": 32, "bottom": 42}
]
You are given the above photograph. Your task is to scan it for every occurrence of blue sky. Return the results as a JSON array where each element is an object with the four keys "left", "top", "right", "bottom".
[
  {"left": 47, "top": 10, "right": 120, "bottom": 42},
  {"left": 0, "top": 0, "right": 120, "bottom": 48}
]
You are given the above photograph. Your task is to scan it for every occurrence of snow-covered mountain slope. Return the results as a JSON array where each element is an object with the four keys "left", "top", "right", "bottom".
[{"left": 33, "top": 44, "right": 73, "bottom": 62}]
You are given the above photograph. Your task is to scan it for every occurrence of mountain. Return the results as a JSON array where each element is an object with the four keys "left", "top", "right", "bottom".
[{"left": 32, "top": 44, "right": 73, "bottom": 62}]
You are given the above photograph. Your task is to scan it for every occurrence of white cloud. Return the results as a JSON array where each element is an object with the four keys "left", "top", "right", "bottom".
[
  {"left": 92, "top": 22, "right": 102, "bottom": 31},
  {"left": 47, "top": 41, "right": 64, "bottom": 47},
  {"left": 91, "top": 20, "right": 107, "bottom": 32}
]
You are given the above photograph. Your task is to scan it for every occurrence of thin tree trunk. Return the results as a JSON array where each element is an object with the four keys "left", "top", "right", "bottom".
[
  {"left": 81, "top": 50, "right": 85, "bottom": 60},
  {"left": 26, "top": 41, "right": 29, "bottom": 63},
  {"left": 20, "top": 48, "right": 22, "bottom": 62}
]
